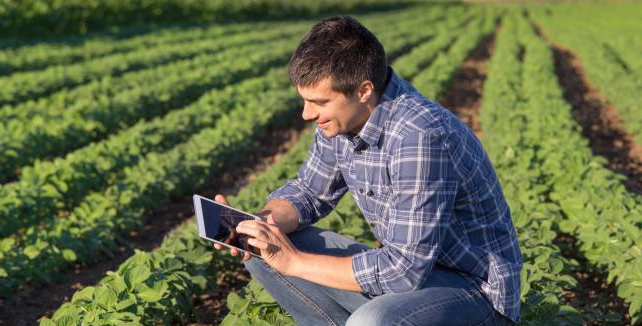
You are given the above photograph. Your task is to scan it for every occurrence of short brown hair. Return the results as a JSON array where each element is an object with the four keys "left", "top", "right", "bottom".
[{"left": 287, "top": 16, "right": 388, "bottom": 96}]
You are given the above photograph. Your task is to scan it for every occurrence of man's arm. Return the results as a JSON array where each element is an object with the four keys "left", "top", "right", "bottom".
[
  {"left": 267, "top": 127, "right": 348, "bottom": 229},
  {"left": 291, "top": 252, "right": 362, "bottom": 292},
  {"left": 256, "top": 198, "right": 299, "bottom": 234}
]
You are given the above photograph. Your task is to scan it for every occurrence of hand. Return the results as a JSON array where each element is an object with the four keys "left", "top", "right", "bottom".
[
  {"left": 212, "top": 194, "right": 251, "bottom": 261},
  {"left": 236, "top": 214, "right": 301, "bottom": 275}
]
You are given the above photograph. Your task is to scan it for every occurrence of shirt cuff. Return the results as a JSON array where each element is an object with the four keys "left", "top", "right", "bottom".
[
  {"left": 268, "top": 188, "right": 314, "bottom": 229},
  {"left": 352, "top": 249, "right": 383, "bottom": 296}
]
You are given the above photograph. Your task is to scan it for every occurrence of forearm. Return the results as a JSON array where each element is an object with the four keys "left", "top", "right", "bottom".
[
  {"left": 258, "top": 199, "right": 299, "bottom": 234},
  {"left": 290, "top": 252, "right": 363, "bottom": 292}
]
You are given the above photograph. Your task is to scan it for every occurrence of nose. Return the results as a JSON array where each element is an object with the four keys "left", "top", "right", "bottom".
[{"left": 302, "top": 102, "right": 318, "bottom": 121}]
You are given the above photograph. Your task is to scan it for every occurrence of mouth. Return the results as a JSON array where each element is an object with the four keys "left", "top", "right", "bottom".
[{"left": 317, "top": 120, "right": 330, "bottom": 128}]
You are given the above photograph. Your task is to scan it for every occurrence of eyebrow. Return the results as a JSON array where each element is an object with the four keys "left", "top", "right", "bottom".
[{"left": 301, "top": 97, "right": 330, "bottom": 104}]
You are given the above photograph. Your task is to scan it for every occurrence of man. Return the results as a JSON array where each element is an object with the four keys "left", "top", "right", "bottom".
[{"left": 214, "top": 16, "right": 522, "bottom": 326}]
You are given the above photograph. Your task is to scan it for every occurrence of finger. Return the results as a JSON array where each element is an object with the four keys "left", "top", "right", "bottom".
[
  {"left": 242, "top": 251, "right": 252, "bottom": 261},
  {"left": 248, "top": 237, "right": 270, "bottom": 250},
  {"left": 214, "top": 194, "right": 229, "bottom": 205},
  {"left": 230, "top": 247, "right": 239, "bottom": 256},
  {"left": 236, "top": 224, "right": 270, "bottom": 240},
  {"left": 214, "top": 243, "right": 222, "bottom": 250}
]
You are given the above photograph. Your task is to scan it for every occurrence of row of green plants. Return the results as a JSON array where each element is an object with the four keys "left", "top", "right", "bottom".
[
  {"left": 0, "top": 4, "right": 442, "bottom": 241},
  {"left": 0, "top": 22, "right": 262, "bottom": 76},
  {"left": 0, "top": 36, "right": 298, "bottom": 183},
  {"left": 38, "top": 126, "right": 315, "bottom": 326},
  {"left": 0, "top": 69, "right": 290, "bottom": 238},
  {"left": 0, "top": 4, "right": 438, "bottom": 183},
  {"left": 0, "top": 84, "right": 300, "bottom": 297},
  {"left": 0, "top": 6, "right": 460, "bottom": 297},
  {"left": 529, "top": 5, "right": 642, "bottom": 145},
  {"left": 477, "top": 13, "right": 584, "bottom": 325},
  {"left": 412, "top": 9, "right": 497, "bottom": 100},
  {"left": 529, "top": 3, "right": 642, "bottom": 77},
  {"left": 394, "top": 10, "right": 475, "bottom": 80},
  {"left": 0, "top": 0, "right": 413, "bottom": 37},
  {"left": 513, "top": 15, "right": 642, "bottom": 323},
  {"left": 0, "top": 22, "right": 308, "bottom": 107},
  {"left": 224, "top": 12, "right": 594, "bottom": 326},
  {"left": 0, "top": 2, "right": 443, "bottom": 76}
]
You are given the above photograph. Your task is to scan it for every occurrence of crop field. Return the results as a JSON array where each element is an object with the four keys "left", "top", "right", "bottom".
[{"left": 0, "top": 1, "right": 640, "bottom": 325}]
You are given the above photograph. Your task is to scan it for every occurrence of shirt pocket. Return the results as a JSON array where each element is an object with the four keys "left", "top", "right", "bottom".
[{"left": 365, "top": 186, "right": 392, "bottom": 221}]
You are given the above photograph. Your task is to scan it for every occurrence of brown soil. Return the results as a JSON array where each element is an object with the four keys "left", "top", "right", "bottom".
[
  {"left": 187, "top": 268, "right": 252, "bottom": 326},
  {"left": 439, "top": 28, "right": 496, "bottom": 140},
  {"left": 0, "top": 113, "right": 310, "bottom": 326},
  {"left": 555, "top": 234, "right": 632, "bottom": 325},
  {"left": 530, "top": 19, "right": 635, "bottom": 325}
]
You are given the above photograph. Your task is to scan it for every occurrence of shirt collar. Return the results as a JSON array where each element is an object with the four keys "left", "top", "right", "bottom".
[{"left": 355, "top": 67, "right": 407, "bottom": 148}]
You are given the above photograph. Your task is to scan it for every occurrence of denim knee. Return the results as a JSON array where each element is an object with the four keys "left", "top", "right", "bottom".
[{"left": 345, "top": 300, "right": 395, "bottom": 326}]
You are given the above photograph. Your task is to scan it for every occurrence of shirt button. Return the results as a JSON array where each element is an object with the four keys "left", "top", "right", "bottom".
[{"left": 358, "top": 188, "right": 364, "bottom": 194}]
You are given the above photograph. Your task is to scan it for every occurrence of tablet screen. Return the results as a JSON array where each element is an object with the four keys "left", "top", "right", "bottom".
[
  {"left": 201, "top": 198, "right": 249, "bottom": 241},
  {"left": 195, "top": 195, "right": 259, "bottom": 255}
]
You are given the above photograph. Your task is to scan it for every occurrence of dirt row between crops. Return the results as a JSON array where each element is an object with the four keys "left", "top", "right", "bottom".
[
  {"left": 529, "top": 19, "right": 634, "bottom": 325},
  {"left": 0, "top": 113, "right": 309, "bottom": 326}
]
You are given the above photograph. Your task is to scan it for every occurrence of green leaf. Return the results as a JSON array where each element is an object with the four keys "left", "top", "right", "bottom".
[
  {"left": 94, "top": 286, "right": 118, "bottom": 309},
  {"left": 39, "top": 319, "right": 55, "bottom": 326},
  {"left": 61, "top": 249, "right": 77, "bottom": 262},
  {"left": 137, "top": 287, "right": 164, "bottom": 302},
  {"left": 124, "top": 266, "right": 151, "bottom": 289},
  {"left": 255, "top": 288, "right": 275, "bottom": 303},
  {"left": 71, "top": 286, "right": 94, "bottom": 303},
  {"left": 0, "top": 238, "right": 15, "bottom": 251},
  {"left": 115, "top": 298, "right": 136, "bottom": 311},
  {"left": 227, "top": 292, "right": 250, "bottom": 314},
  {"left": 24, "top": 245, "right": 40, "bottom": 259},
  {"left": 55, "top": 315, "right": 77, "bottom": 326},
  {"left": 549, "top": 258, "right": 563, "bottom": 274}
]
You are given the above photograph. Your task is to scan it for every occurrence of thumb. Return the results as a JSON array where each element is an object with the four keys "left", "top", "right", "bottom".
[{"left": 266, "top": 214, "right": 277, "bottom": 225}]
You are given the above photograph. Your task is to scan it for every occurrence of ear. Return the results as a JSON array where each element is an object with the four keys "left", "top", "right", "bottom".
[{"left": 357, "top": 80, "right": 375, "bottom": 103}]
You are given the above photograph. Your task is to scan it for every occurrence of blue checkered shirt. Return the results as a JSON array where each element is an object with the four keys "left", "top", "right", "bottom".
[{"left": 269, "top": 68, "right": 522, "bottom": 323}]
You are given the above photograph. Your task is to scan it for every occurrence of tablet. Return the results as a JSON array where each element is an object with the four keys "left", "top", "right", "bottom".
[{"left": 193, "top": 194, "right": 262, "bottom": 259}]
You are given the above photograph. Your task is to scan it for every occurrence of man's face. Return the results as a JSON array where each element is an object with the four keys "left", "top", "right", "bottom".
[{"left": 297, "top": 76, "right": 372, "bottom": 138}]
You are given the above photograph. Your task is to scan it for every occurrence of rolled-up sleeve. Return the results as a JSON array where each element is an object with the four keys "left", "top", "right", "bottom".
[
  {"left": 352, "top": 129, "right": 457, "bottom": 295},
  {"left": 268, "top": 127, "right": 348, "bottom": 229}
]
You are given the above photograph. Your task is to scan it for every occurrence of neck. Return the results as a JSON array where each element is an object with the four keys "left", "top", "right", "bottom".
[{"left": 349, "top": 92, "right": 381, "bottom": 135}]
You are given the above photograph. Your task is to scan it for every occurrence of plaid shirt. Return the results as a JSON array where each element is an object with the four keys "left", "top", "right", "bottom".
[{"left": 269, "top": 68, "right": 522, "bottom": 323}]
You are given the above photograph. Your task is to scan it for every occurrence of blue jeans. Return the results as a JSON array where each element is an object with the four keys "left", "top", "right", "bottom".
[{"left": 244, "top": 226, "right": 514, "bottom": 326}]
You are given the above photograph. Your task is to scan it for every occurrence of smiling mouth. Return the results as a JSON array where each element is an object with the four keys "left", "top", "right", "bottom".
[{"left": 317, "top": 120, "right": 330, "bottom": 128}]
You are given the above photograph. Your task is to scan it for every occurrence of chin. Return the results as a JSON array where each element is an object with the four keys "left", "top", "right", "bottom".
[{"left": 321, "top": 128, "right": 338, "bottom": 138}]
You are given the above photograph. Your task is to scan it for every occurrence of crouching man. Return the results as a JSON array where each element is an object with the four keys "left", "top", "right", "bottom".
[{"left": 214, "top": 15, "right": 522, "bottom": 326}]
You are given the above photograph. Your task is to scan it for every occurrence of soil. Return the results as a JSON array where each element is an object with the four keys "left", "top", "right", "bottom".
[
  {"left": 187, "top": 268, "right": 252, "bottom": 326},
  {"left": 439, "top": 28, "right": 496, "bottom": 139},
  {"left": 555, "top": 234, "right": 632, "bottom": 325},
  {"left": 0, "top": 112, "right": 309, "bottom": 326}
]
